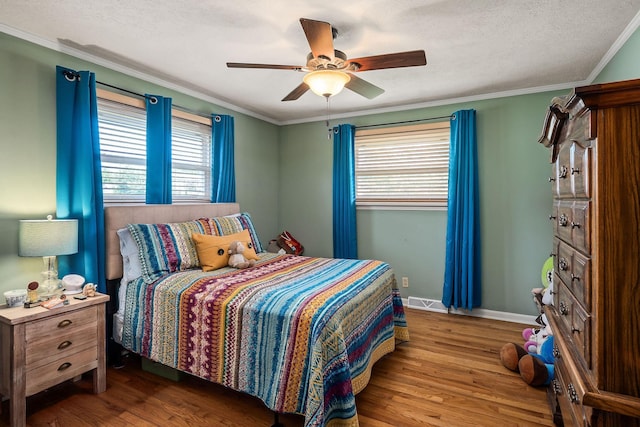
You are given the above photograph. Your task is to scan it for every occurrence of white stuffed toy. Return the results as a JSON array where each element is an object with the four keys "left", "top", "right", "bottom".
[
  {"left": 227, "top": 241, "right": 256, "bottom": 269},
  {"left": 522, "top": 313, "right": 553, "bottom": 353},
  {"left": 541, "top": 279, "right": 554, "bottom": 306}
]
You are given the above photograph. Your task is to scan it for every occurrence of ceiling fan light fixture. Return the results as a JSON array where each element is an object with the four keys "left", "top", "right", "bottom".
[{"left": 303, "top": 70, "right": 351, "bottom": 98}]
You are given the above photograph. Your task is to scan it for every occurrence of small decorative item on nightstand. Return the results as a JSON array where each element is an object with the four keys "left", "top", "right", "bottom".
[
  {"left": 18, "top": 215, "right": 78, "bottom": 299},
  {"left": 4, "top": 289, "right": 27, "bottom": 307},
  {"left": 62, "top": 274, "right": 85, "bottom": 295}
]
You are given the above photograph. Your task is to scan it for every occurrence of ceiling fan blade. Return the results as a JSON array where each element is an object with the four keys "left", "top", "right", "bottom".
[
  {"left": 227, "top": 62, "right": 304, "bottom": 71},
  {"left": 300, "top": 18, "right": 334, "bottom": 60},
  {"left": 347, "top": 50, "right": 427, "bottom": 71},
  {"left": 282, "top": 82, "right": 310, "bottom": 101},
  {"left": 345, "top": 74, "right": 385, "bottom": 99}
]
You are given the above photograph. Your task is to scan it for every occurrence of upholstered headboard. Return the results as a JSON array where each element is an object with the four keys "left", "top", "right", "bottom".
[{"left": 104, "top": 203, "right": 240, "bottom": 280}]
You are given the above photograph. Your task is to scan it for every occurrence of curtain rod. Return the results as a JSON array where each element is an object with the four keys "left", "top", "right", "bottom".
[
  {"left": 61, "top": 70, "right": 213, "bottom": 121},
  {"left": 97, "top": 81, "right": 213, "bottom": 121},
  {"left": 355, "top": 114, "right": 454, "bottom": 130}
]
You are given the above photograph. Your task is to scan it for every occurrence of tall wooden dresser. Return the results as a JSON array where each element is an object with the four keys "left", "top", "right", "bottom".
[{"left": 538, "top": 78, "right": 640, "bottom": 426}]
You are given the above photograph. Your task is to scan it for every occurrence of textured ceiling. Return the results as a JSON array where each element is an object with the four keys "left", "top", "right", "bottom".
[{"left": 2, "top": 0, "right": 640, "bottom": 124}]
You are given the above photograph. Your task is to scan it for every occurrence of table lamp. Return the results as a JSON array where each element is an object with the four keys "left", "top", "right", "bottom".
[{"left": 19, "top": 215, "right": 78, "bottom": 298}]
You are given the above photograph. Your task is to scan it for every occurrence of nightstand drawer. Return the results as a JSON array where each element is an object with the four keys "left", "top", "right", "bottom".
[
  {"left": 25, "top": 305, "right": 97, "bottom": 342},
  {"left": 26, "top": 322, "right": 97, "bottom": 369},
  {"left": 25, "top": 346, "right": 98, "bottom": 396}
]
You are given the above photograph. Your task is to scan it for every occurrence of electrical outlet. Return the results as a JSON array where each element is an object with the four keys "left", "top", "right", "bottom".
[{"left": 402, "top": 277, "right": 409, "bottom": 288}]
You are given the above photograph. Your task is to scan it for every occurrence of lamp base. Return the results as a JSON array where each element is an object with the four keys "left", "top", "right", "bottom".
[{"left": 40, "top": 271, "right": 64, "bottom": 299}]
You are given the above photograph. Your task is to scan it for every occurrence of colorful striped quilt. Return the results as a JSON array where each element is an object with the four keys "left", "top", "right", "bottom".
[{"left": 121, "top": 253, "right": 409, "bottom": 427}]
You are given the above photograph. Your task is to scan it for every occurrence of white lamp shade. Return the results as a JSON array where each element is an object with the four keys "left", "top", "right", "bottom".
[
  {"left": 19, "top": 217, "right": 78, "bottom": 257},
  {"left": 303, "top": 70, "right": 351, "bottom": 98}
]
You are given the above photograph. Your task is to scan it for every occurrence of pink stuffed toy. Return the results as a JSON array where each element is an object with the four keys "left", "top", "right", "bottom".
[{"left": 522, "top": 313, "right": 552, "bottom": 353}]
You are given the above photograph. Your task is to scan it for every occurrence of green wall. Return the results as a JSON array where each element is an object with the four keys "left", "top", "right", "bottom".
[
  {"left": 279, "top": 25, "right": 640, "bottom": 316},
  {"left": 0, "top": 32, "right": 280, "bottom": 295},
  {"left": 594, "top": 25, "right": 640, "bottom": 84}
]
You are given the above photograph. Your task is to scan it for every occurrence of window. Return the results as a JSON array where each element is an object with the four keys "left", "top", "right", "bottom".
[
  {"left": 171, "top": 115, "right": 211, "bottom": 201},
  {"left": 355, "top": 122, "right": 450, "bottom": 209},
  {"left": 97, "top": 97, "right": 147, "bottom": 202},
  {"left": 96, "top": 90, "right": 212, "bottom": 203}
]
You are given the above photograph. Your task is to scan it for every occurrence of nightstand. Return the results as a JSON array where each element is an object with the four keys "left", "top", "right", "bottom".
[{"left": 0, "top": 293, "right": 109, "bottom": 426}]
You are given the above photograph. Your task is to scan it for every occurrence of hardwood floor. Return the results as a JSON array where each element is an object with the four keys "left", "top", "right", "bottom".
[{"left": 1, "top": 308, "right": 554, "bottom": 427}]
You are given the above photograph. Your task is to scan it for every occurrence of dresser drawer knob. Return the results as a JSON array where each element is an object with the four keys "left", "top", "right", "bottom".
[
  {"left": 559, "top": 301, "right": 569, "bottom": 315},
  {"left": 57, "top": 340, "right": 72, "bottom": 350},
  {"left": 549, "top": 215, "right": 556, "bottom": 220},
  {"left": 552, "top": 379, "right": 562, "bottom": 394},
  {"left": 570, "top": 221, "right": 581, "bottom": 229},
  {"left": 559, "top": 258, "right": 569, "bottom": 271},
  {"left": 559, "top": 166, "right": 568, "bottom": 178},
  {"left": 559, "top": 214, "right": 569, "bottom": 227},
  {"left": 57, "top": 362, "right": 72, "bottom": 371},
  {"left": 572, "top": 327, "right": 580, "bottom": 334},
  {"left": 548, "top": 177, "right": 556, "bottom": 182},
  {"left": 570, "top": 273, "right": 580, "bottom": 282},
  {"left": 571, "top": 167, "right": 580, "bottom": 175},
  {"left": 57, "top": 319, "right": 73, "bottom": 328},
  {"left": 568, "top": 383, "right": 579, "bottom": 403},
  {"left": 553, "top": 344, "right": 561, "bottom": 358}
]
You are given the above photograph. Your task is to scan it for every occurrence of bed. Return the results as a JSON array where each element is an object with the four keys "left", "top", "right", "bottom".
[{"left": 105, "top": 203, "right": 409, "bottom": 427}]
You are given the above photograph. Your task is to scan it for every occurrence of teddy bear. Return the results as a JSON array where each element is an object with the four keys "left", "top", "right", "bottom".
[
  {"left": 228, "top": 241, "right": 256, "bottom": 269},
  {"left": 500, "top": 333, "right": 555, "bottom": 387},
  {"left": 82, "top": 283, "right": 97, "bottom": 297}
]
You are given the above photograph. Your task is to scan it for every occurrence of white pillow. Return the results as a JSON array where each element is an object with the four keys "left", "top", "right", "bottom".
[{"left": 117, "top": 227, "right": 142, "bottom": 283}]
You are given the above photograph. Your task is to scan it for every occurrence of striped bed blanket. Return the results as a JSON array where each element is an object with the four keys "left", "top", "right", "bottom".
[{"left": 121, "top": 253, "right": 409, "bottom": 427}]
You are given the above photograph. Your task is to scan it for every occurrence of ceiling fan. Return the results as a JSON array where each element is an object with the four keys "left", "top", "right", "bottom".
[{"left": 227, "top": 18, "right": 427, "bottom": 101}]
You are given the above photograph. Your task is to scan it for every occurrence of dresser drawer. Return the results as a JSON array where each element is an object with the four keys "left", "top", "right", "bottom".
[
  {"left": 25, "top": 306, "right": 97, "bottom": 342},
  {"left": 570, "top": 141, "right": 591, "bottom": 199},
  {"left": 556, "top": 278, "right": 592, "bottom": 368},
  {"left": 554, "top": 143, "right": 572, "bottom": 197},
  {"left": 26, "top": 322, "right": 97, "bottom": 369},
  {"left": 25, "top": 346, "right": 98, "bottom": 396},
  {"left": 555, "top": 200, "right": 574, "bottom": 243},
  {"left": 553, "top": 201, "right": 591, "bottom": 254},
  {"left": 554, "top": 239, "right": 591, "bottom": 311},
  {"left": 571, "top": 201, "right": 591, "bottom": 254},
  {"left": 553, "top": 139, "right": 592, "bottom": 199},
  {"left": 555, "top": 356, "right": 591, "bottom": 427}
]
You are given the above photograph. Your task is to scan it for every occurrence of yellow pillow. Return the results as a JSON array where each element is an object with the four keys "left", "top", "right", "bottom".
[{"left": 192, "top": 229, "right": 259, "bottom": 272}]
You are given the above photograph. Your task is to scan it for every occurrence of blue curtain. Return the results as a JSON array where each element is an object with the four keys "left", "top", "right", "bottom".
[
  {"left": 146, "top": 95, "right": 172, "bottom": 204},
  {"left": 211, "top": 114, "right": 236, "bottom": 202},
  {"left": 442, "top": 109, "right": 481, "bottom": 310},
  {"left": 332, "top": 124, "right": 358, "bottom": 259},
  {"left": 55, "top": 66, "right": 106, "bottom": 293}
]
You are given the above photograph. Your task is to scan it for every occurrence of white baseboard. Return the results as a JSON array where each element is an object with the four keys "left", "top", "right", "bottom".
[{"left": 404, "top": 296, "right": 537, "bottom": 325}]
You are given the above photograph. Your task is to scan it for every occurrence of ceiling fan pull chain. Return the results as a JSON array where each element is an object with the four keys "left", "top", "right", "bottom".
[{"left": 326, "top": 97, "right": 332, "bottom": 139}]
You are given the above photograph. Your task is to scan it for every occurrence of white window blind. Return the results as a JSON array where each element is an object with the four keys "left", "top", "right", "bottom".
[
  {"left": 171, "top": 116, "right": 211, "bottom": 202},
  {"left": 355, "top": 122, "right": 450, "bottom": 208},
  {"left": 98, "top": 98, "right": 147, "bottom": 202}
]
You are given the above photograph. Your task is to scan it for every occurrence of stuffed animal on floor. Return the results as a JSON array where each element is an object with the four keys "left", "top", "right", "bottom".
[
  {"left": 500, "top": 334, "right": 555, "bottom": 387},
  {"left": 522, "top": 314, "right": 552, "bottom": 353},
  {"left": 531, "top": 256, "right": 555, "bottom": 306},
  {"left": 228, "top": 241, "right": 256, "bottom": 269}
]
